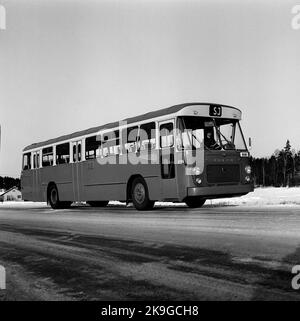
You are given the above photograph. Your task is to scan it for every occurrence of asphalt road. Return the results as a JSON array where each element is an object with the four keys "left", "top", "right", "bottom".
[{"left": 0, "top": 203, "right": 300, "bottom": 301}]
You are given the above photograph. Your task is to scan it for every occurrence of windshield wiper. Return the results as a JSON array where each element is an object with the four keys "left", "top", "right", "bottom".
[{"left": 213, "top": 119, "right": 232, "bottom": 147}]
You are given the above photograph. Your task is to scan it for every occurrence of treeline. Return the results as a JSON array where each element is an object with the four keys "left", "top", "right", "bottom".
[
  {"left": 0, "top": 176, "right": 21, "bottom": 190},
  {"left": 251, "top": 140, "right": 300, "bottom": 187}
]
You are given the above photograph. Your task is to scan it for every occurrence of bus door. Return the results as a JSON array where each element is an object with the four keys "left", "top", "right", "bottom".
[
  {"left": 71, "top": 140, "right": 82, "bottom": 201},
  {"left": 159, "top": 120, "right": 178, "bottom": 200},
  {"left": 32, "top": 151, "right": 41, "bottom": 201}
]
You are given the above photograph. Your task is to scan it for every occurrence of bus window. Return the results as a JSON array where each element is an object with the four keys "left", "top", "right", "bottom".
[
  {"left": 56, "top": 143, "right": 70, "bottom": 164},
  {"left": 33, "top": 153, "right": 36, "bottom": 168},
  {"left": 125, "top": 126, "right": 138, "bottom": 153},
  {"left": 139, "top": 122, "right": 156, "bottom": 150},
  {"left": 160, "top": 123, "right": 174, "bottom": 148},
  {"left": 233, "top": 123, "right": 247, "bottom": 150},
  {"left": 85, "top": 136, "right": 101, "bottom": 159},
  {"left": 214, "top": 118, "right": 246, "bottom": 150},
  {"left": 42, "top": 147, "right": 53, "bottom": 167},
  {"left": 73, "top": 144, "right": 76, "bottom": 162},
  {"left": 23, "top": 152, "right": 31, "bottom": 170},
  {"left": 78, "top": 143, "right": 81, "bottom": 161},
  {"left": 101, "top": 130, "right": 120, "bottom": 156}
]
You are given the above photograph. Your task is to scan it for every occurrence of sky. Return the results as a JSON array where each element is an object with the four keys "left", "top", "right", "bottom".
[{"left": 0, "top": 0, "right": 300, "bottom": 177}]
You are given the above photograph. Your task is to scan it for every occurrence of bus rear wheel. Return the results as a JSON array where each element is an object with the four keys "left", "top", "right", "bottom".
[
  {"left": 87, "top": 201, "right": 109, "bottom": 207},
  {"left": 48, "top": 184, "right": 72, "bottom": 209},
  {"left": 131, "top": 177, "right": 154, "bottom": 211},
  {"left": 185, "top": 197, "right": 206, "bottom": 208}
]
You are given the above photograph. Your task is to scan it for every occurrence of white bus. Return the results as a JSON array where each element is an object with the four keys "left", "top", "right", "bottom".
[{"left": 21, "top": 103, "right": 253, "bottom": 210}]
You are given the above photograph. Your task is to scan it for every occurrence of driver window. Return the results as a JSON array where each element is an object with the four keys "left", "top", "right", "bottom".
[{"left": 204, "top": 127, "right": 221, "bottom": 150}]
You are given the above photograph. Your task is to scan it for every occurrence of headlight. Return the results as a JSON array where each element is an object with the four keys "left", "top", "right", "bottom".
[
  {"left": 245, "top": 165, "right": 252, "bottom": 174},
  {"left": 195, "top": 177, "right": 202, "bottom": 184}
]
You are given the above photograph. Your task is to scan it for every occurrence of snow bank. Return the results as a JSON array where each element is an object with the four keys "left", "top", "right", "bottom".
[
  {"left": 209, "top": 187, "right": 300, "bottom": 207},
  {"left": 0, "top": 201, "right": 47, "bottom": 208},
  {"left": 154, "top": 187, "right": 300, "bottom": 207}
]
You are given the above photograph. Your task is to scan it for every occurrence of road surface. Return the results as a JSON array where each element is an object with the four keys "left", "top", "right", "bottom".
[{"left": 0, "top": 203, "right": 300, "bottom": 300}]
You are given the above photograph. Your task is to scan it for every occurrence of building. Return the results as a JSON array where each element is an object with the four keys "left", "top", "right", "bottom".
[{"left": 0, "top": 186, "right": 22, "bottom": 202}]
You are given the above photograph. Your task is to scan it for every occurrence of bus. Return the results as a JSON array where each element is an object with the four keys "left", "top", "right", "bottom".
[{"left": 21, "top": 103, "right": 253, "bottom": 210}]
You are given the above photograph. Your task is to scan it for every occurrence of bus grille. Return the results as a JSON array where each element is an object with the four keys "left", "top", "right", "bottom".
[{"left": 206, "top": 164, "right": 240, "bottom": 184}]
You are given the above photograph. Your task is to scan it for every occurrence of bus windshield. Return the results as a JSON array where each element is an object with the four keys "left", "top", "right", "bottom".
[{"left": 178, "top": 116, "right": 247, "bottom": 151}]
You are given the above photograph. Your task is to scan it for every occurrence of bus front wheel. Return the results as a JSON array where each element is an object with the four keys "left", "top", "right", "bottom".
[
  {"left": 185, "top": 197, "right": 206, "bottom": 208},
  {"left": 131, "top": 177, "right": 154, "bottom": 211},
  {"left": 48, "top": 184, "right": 71, "bottom": 209}
]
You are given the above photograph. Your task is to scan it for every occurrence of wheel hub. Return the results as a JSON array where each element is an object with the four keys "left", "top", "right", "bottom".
[
  {"left": 134, "top": 183, "right": 145, "bottom": 204},
  {"left": 51, "top": 189, "right": 57, "bottom": 204}
]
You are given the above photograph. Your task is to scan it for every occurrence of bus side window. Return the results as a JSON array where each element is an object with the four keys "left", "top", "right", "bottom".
[
  {"left": 23, "top": 152, "right": 31, "bottom": 170},
  {"left": 111, "top": 130, "right": 120, "bottom": 155},
  {"left": 139, "top": 122, "right": 156, "bottom": 150},
  {"left": 36, "top": 152, "right": 40, "bottom": 168},
  {"left": 101, "top": 130, "right": 120, "bottom": 156},
  {"left": 56, "top": 143, "right": 70, "bottom": 164},
  {"left": 160, "top": 123, "right": 174, "bottom": 148},
  {"left": 33, "top": 153, "right": 37, "bottom": 169},
  {"left": 85, "top": 136, "right": 101, "bottom": 159},
  {"left": 125, "top": 126, "right": 138, "bottom": 153},
  {"left": 73, "top": 144, "right": 76, "bottom": 162},
  {"left": 42, "top": 147, "right": 53, "bottom": 167},
  {"left": 78, "top": 143, "right": 81, "bottom": 161}
]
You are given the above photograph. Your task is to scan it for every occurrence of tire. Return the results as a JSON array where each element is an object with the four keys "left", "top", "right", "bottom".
[
  {"left": 185, "top": 197, "right": 206, "bottom": 208},
  {"left": 48, "top": 184, "right": 72, "bottom": 209},
  {"left": 87, "top": 201, "right": 109, "bottom": 207},
  {"left": 131, "top": 177, "right": 154, "bottom": 211}
]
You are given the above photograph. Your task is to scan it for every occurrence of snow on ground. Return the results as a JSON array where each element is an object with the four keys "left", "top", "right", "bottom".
[
  {"left": 0, "top": 201, "right": 47, "bottom": 208},
  {"left": 209, "top": 187, "right": 300, "bottom": 207},
  {"left": 0, "top": 187, "right": 299, "bottom": 208}
]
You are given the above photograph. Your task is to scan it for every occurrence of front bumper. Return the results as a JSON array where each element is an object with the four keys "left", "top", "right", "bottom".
[{"left": 187, "top": 184, "right": 254, "bottom": 199}]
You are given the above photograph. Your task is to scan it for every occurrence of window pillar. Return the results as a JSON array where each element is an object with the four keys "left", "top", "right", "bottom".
[
  {"left": 30, "top": 152, "right": 34, "bottom": 169},
  {"left": 53, "top": 146, "right": 56, "bottom": 166},
  {"left": 69, "top": 142, "right": 73, "bottom": 163},
  {"left": 81, "top": 138, "right": 86, "bottom": 161},
  {"left": 39, "top": 149, "right": 42, "bottom": 168}
]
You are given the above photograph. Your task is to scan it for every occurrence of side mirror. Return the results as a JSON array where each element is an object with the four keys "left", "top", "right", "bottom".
[{"left": 248, "top": 137, "right": 252, "bottom": 150}]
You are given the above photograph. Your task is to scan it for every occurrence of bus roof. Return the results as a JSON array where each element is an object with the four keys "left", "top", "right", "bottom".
[{"left": 23, "top": 102, "right": 241, "bottom": 152}]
